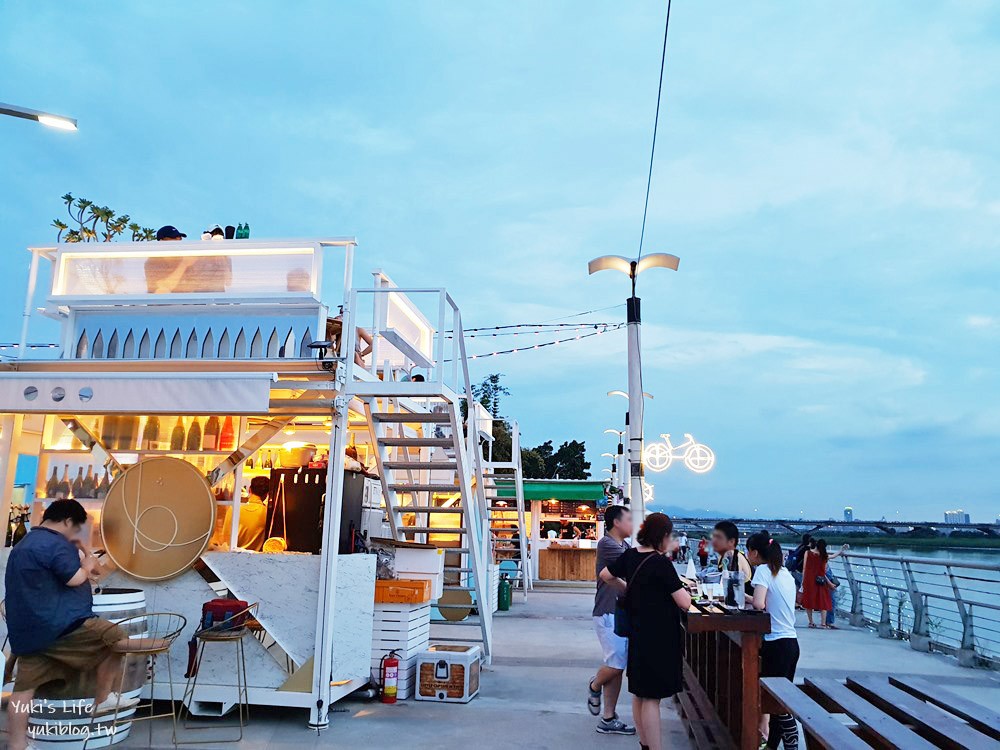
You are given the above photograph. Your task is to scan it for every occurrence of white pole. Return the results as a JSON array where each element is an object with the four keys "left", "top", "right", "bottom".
[
  {"left": 626, "top": 295, "right": 645, "bottom": 537},
  {"left": 17, "top": 250, "right": 40, "bottom": 358}
]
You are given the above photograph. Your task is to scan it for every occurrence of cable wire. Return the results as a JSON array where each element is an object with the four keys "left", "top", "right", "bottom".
[{"left": 637, "top": 0, "right": 673, "bottom": 260}]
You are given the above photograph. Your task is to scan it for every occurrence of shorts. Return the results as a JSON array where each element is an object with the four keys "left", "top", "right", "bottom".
[
  {"left": 593, "top": 614, "right": 627, "bottom": 670},
  {"left": 13, "top": 618, "right": 127, "bottom": 693}
]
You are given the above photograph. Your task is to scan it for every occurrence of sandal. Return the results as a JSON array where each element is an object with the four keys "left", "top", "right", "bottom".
[
  {"left": 587, "top": 677, "right": 601, "bottom": 716},
  {"left": 808, "top": 623, "right": 817, "bottom": 629}
]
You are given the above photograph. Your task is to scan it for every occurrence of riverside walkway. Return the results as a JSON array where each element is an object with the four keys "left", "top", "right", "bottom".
[{"left": 114, "top": 586, "right": 999, "bottom": 749}]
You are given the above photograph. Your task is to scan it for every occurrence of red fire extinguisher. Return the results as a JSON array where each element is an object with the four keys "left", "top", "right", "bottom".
[{"left": 379, "top": 650, "right": 400, "bottom": 704}]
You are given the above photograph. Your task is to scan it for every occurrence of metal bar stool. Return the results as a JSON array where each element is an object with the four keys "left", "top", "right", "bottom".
[
  {"left": 84, "top": 611, "right": 187, "bottom": 749},
  {"left": 177, "top": 602, "right": 258, "bottom": 744}
]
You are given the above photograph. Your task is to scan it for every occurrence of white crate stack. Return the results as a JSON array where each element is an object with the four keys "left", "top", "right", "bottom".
[{"left": 371, "top": 603, "right": 431, "bottom": 700}]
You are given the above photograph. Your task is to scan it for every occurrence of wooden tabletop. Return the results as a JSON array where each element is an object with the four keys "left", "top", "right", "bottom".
[{"left": 683, "top": 602, "right": 771, "bottom": 635}]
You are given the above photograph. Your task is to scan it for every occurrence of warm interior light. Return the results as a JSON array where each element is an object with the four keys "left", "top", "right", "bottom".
[{"left": 37, "top": 114, "right": 77, "bottom": 131}]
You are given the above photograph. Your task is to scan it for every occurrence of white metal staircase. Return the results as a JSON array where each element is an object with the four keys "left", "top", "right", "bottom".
[
  {"left": 482, "top": 421, "right": 531, "bottom": 600},
  {"left": 364, "top": 394, "right": 493, "bottom": 663}
]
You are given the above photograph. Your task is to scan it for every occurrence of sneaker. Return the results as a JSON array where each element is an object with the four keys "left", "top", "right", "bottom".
[
  {"left": 597, "top": 714, "right": 636, "bottom": 735},
  {"left": 587, "top": 677, "right": 601, "bottom": 716},
  {"left": 90, "top": 692, "right": 140, "bottom": 715}
]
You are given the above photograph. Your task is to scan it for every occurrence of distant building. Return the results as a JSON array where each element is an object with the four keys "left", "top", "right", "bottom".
[
  {"left": 843, "top": 506, "right": 854, "bottom": 522},
  {"left": 944, "top": 509, "right": 970, "bottom": 525}
]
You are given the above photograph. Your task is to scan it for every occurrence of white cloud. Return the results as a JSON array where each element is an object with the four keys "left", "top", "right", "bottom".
[{"left": 965, "top": 314, "right": 997, "bottom": 329}]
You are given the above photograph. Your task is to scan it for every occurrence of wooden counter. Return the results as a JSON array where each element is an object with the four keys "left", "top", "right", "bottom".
[
  {"left": 538, "top": 545, "right": 596, "bottom": 581},
  {"left": 680, "top": 604, "right": 771, "bottom": 750}
]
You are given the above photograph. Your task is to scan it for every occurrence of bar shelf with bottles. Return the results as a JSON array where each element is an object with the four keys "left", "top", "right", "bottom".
[{"left": 29, "top": 414, "right": 243, "bottom": 550}]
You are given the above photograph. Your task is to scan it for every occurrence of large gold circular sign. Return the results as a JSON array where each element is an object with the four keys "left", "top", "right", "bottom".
[{"left": 101, "top": 457, "right": 216, "bottom": 581}]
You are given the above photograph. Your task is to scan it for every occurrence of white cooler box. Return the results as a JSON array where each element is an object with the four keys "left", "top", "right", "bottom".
[{"left": 394, "top": 547, "right": 445, "bottom": 599}]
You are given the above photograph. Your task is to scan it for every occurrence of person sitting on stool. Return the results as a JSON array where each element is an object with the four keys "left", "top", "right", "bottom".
[{"left": 5, "top": 499, "right": 135, "bottom": 750}]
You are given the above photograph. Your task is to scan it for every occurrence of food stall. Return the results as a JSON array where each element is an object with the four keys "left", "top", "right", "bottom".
[
  {"left": 0, "top": 236, "right": 492, "bottom": 733},
  {"left": 498, "top": 479, "right": 608, "bottom": 582}
]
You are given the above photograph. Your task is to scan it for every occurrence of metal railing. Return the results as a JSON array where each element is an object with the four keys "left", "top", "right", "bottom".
[{"left": 828, "top": 551, "right": 1000, "bottom": 668}]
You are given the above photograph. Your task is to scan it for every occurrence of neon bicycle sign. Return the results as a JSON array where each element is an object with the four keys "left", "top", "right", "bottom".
[{"left": 643, "top": 433, "right": 715, "bottom": 474}]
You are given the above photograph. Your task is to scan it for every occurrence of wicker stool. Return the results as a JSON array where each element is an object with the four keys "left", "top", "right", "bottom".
[
  {"left": 84, "top": 612, "right": 187, "bottom": 749},
  {"left": 177, "top": 603, "right": 257, "bottom": 744}
]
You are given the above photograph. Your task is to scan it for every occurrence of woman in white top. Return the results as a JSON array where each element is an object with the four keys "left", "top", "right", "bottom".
[{"left": 746, "top": 530, "right": 799, "bottom": 750}]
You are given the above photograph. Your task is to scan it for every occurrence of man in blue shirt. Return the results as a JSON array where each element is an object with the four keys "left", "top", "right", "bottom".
[{"left": 5, "top": 500, "right": 134, "bottom": 750}]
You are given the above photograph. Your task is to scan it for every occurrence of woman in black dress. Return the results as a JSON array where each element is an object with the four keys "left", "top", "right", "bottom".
[{"left": 600, "top": 513, "right": 691, "bottom": 750}]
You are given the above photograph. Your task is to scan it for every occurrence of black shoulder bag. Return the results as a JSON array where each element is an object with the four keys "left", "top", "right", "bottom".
[{"left": 613, "top": 553, "right": 656, "bottom": 638}]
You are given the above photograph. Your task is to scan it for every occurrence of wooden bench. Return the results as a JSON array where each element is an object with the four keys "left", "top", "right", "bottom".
[
  {"left": 804, "top": 677, "right": 937, "bottom": 750},
  {"left": 887, "top": 675, "right": 1000, "bottom": 742},
  {"left": 762, "top": 676, "right": 998, "bottom": 750},
  {"left": 760, "top": 678, "right": 871, "bottom": 750},
  {"left": 847, "top": 676, "right": 997, "bottom": 750}
]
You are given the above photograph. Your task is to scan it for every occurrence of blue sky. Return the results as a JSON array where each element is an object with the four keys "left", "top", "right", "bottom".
[{"left": 2, "top": 2, "right": 999, "bottom": 522}]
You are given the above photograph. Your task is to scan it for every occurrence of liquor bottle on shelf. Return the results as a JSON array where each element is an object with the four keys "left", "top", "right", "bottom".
[
  {"left": 262, "top": 450, "right": 271, "bottom": 469},
  {"left": 96, "top": 468, "right": 111, "bottom": 499},
  {"left": 246, "top": 455, "right": 254, "bottom": 470},
  {"left": 45, "top": 466, "right": 59, "bottom": 498},
  {"left": 82, "top": 465, "right": 96, "bottom": 498},
  {"left": 100, "top": 415, "right": 119, "bottom": 449},
  {"left": 219, "top": 416, "right": 235, "bottom": 451},
  {"left": 170, "top": 418, "right": 186, "bottom": 451},
  {"left": 186, "top": 418, "right": 202, "bottom": 451},
  {"left": 203, "top": 416, "right": 220, "bottom": 451},
  {"left": 142, "top": 416, "right": 161, "bottom": 450},
  {"left": 56, "top": 464, "right": 71, "bottom": 499},
  {"left": 71, "top": 467, "right": 85, "bottom": 498},
  {"left": 11, "top": 512, "right": 27, "bottom": 546},
  {"left": 5, "top": 513, "right": 14, "bottom": 547},
  {"left": 117, "top": 416, "right": 139, "bottom": 450},
  {"left": 273, "top": 449, "right": 282, "bottom": 468}
]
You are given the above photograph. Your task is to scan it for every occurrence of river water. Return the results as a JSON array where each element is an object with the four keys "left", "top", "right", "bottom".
[{"left": 829, "top": 545, "right": 1000, "bottom": 660}]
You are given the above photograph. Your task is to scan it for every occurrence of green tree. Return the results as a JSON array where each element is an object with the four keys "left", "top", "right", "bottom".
[
  {"left": 471, "top": 373, "right": 511, "bottom": 419},
  {"left": 521, "top": 448, "right": 546, "bottom": 478},
  {"left": 53, "top": 192, "right": 155, "bottom": 243}
]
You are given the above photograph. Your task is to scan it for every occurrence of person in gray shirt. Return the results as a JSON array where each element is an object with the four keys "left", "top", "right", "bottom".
[{"left": 587, "top": 505, "right": 636, "bottom": 736}]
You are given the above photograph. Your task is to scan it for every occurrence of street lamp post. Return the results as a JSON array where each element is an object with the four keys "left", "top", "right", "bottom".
[
  {"left": 0, "top": 102, "right": 77, "bottom": 130},
  {"left": 603, "top": 429, "right": 627, "bottom": 494},
  {"left": 590, "top": 254, "right": 679, "bottom": 526}
]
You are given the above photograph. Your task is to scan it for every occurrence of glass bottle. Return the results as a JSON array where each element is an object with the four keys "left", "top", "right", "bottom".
[
  {"left": 71, "top": 467, "right": 85, "bottom": 498},
  {"left": 170, "top": 417, "right": 186, "bottom": 451},
  {"left": 11, "top": 512, "right": 27, "bottom": 546},
  {"left": 236, "top": 223, "right": 245, "bottom": 239},
  {"left": 82, "top": 465, "right": 96, "bottom": 498},
  {"left": 45, "top": 466, "right": 59, "bottom": 498},
  {"left": 203, "top": 416, "right": 220, "bottom": 451},
  {"left": 186, "top": 418, "right": 202, "bottom": 451},
  {"left": 219, "top": 416, "right": 235, "bottom": 450},
  {"left": 243, "top": 222, "right": 250, "bottom": 239},
  {"left": 96, "top": 468, "right": 111, "bottom": 499},
  {"left": 117, "top": 416, "right": 139, "bottom": 450},
  {"left": 100, "top": 415, "right": 118, "bottom": 449},
  {"left": 142, "top": 416, "right": 161, "bottom": 450},
  {"left": 57, "top": 464, "right": 71, "bottom": 499}
]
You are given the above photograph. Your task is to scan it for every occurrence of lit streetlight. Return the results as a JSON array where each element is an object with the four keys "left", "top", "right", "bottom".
[
  {"left": 0, "top": 102, "right": 77, "bottom": 131},
  {"left": 589, "top": 253, "right": 679, "bottom": 525}
]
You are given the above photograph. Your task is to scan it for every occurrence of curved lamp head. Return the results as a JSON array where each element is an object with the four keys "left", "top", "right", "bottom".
[
  {"left": 588, "top": 253, "right": 679, "bottom": 294},
  {"left": 608, "top": 389, "right": 653, "bottom": 400}
]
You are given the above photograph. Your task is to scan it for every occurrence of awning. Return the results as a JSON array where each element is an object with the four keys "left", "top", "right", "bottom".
[
  {"left": 497, "top": 479, "right": 607, "bottom": 502},
  {"left": 0, "top": 372, "right": 275, "bottom": 414}
]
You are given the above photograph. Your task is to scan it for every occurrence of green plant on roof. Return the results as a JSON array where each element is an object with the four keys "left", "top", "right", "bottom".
[{"left": 53, "top": 193, "right": 156, "bottom": 243}]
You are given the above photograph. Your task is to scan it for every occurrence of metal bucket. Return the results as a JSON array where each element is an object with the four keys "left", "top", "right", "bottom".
[{"left": 28, "top": 588, "right": 146, "bottom": 749}]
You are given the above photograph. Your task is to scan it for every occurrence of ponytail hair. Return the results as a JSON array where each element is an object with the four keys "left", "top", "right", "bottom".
[{"left": 746, "top": 530, "right": 783, "bottom": 576}]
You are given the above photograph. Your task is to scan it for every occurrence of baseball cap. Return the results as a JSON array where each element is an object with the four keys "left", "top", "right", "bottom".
[{"left": 156, "top": 225, "right": 187, "bottom": 240}]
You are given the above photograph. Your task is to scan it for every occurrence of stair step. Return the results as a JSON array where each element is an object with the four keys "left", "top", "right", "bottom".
[
  {"left": 396, "top": 507, "right": 464, "bottom": 514},
  {"left": 401, "top": 527, "right": 465, "bottom": 534},
  {"left": 443, "top": 585, "right": 476, "bottom": 592},
  {"left": 488, "top": 506, "right": 516, "bottom": 511},
  {"left": 379, "top": 437, "right": 455, "bottom": 447},
  {"left": 385, "top": 461, "right": 458, "bottom": 471},
  {"left": 443, "top": 566, "right": 473, "bottom": 573},
  {"left": 390, "top": 484, "right": 460, "bottom": 493},
  {"left": 372, "top": 412, "right": 451, "bottom": 423}
]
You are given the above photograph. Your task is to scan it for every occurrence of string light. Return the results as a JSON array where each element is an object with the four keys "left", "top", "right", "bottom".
[
  {"left": 463, "top": 323, "right": 625, "bottom": 360},
  {"left": 449, "top": 322, "right": 615, "bottom": 339},
  {"left": 0, "top": 343, "right": 59, "bottom": 350}
]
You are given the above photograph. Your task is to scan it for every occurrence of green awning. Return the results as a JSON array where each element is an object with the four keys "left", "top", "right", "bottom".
[{"left": 495, "top": 479, "right": 607, "bottom": 502}]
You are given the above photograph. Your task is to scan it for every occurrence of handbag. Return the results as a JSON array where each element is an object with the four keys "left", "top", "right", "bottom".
[
  {"left": 815, "top": 575, "right": 827, "bottom": 586},
  {"left": 613, "top": 554, "right": 656, "bottom": 638}
]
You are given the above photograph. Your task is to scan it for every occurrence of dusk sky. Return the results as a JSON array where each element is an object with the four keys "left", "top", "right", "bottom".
[{"left": 2, "top": 2, "right": 999, "bottom": 522}]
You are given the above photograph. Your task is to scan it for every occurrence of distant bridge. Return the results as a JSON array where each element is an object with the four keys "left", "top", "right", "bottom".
[{"left": 668, "top": 517, "right": 1000, "bottom": 538}]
